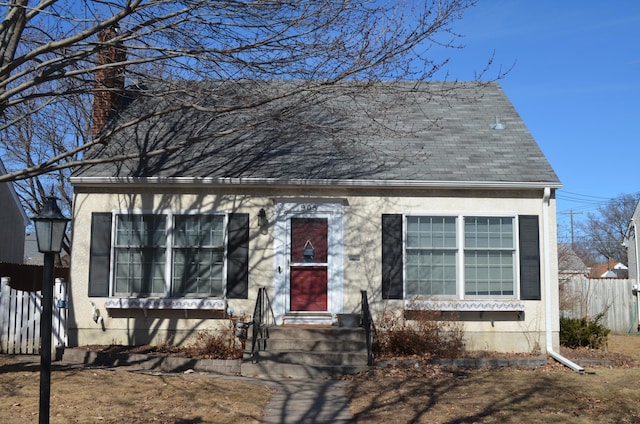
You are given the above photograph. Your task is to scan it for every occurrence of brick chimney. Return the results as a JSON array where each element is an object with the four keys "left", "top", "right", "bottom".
[{"left": 91, "top": 26, "right": 126, "bottom": 139}]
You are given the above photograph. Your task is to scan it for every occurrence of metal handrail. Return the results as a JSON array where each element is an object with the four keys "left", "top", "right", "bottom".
[
  {"left": 250, "top": 287, "right": 275, "bottom": 362},
  {"left": 361, "top": 290, "right": 374, "bottom": 365}
]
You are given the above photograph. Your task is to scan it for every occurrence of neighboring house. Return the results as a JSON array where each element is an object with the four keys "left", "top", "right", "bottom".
[
  {"left": 0, "top": 159, "right": 29, "bottom": 264},
  {"left": 69, "top": 80, "right": 562, "bottom": 354},
  {"left": 558, "top": 243, "right": 589, "bottom": 280},
  {"left": 625, "top": 201, "right": 640, "bottom": 286},
  {"left": 589, "top": 259, "right": 628, "bottom": 279},
  {"left": 23, "top": 232, "right": 40, "bottom": 265},
  {"left": 557, "top": 244, "right": 589, "bottom": 318},
  {"left": 625, "top": 200, "right": 640, "bottom": 329}
]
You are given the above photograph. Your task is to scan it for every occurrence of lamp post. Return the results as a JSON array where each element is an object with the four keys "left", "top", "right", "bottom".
[{"left": 33, "top": 195, "right": 69, "bottom": 424}]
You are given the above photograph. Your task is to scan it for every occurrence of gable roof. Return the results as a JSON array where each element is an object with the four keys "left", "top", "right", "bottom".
[
  {"left": 558, "top": 244, "right": 589, "bottom": 274},
  {"left": 72, "top": 81, "right": 560, "bottom": 189},
  {"left": 589, "top": 259, "right": 628, "bottom": 279}
]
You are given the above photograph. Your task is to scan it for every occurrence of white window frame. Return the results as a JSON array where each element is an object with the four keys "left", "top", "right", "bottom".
[
  {"left": 405, "top": 215, "right": 459, "bottom": 298},
  {"left": 109, "top": 210, "right": 228, "bottom": 299},
  {"left": 463, "top": 216, "right": 516, "bottom": 298},
  {"left": 404, "top": 213, "right": 520, "bottom": 302},
  {"left": 272, "top": 201, "right": 345, "bottom": 325}
]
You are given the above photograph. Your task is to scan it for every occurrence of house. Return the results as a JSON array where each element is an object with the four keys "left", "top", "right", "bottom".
[
  {"left": 0, "top": 158, "right": 29, "bottom": 264},
  {"left": 625, "top": 199, "right": 640, "bottom": 330},
  {"left": 588, "top": 259, "right": 628, "bottom": 279},
  {"left": 68, "top": 79, "right": 563, "bottom": 354},
  {"left": 557, "top": 243, "right": 589, "bottom": 314},
  {"left": 627, "top": 200, "right": 640, "bottom": 284},
  {"left": 558, "top": 244, "right": 589, "bottom": 278}
]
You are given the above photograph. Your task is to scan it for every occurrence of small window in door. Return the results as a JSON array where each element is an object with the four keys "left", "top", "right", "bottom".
[{"left": 290, "top": 218, "right": 328, "bottom": 264}]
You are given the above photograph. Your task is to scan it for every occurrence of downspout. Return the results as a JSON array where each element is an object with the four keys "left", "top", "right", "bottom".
[{"left": 542, "top": 187, "right": 585, "bottom": 373}]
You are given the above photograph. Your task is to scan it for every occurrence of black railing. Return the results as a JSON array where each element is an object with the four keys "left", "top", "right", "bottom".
[
  {"left": 361, "top": 290, "right": 374, "bottom": 366},
  {"left": 251, "top": 287, "right": 274, "bottom": 362}
]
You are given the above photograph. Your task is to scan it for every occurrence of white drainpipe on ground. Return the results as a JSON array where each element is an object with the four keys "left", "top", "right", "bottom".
[{"left": 542, "top": 187, "right": 585, "bottom": 373}]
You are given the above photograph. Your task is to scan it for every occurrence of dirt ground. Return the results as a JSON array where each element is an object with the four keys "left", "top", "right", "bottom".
[{"left": 1, "top": 334, "right": 639, "bottom": 423}]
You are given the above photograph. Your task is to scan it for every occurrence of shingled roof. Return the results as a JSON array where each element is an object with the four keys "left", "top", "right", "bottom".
[{"left": 73, "top": 81, "right": 560, "bottom": 188}]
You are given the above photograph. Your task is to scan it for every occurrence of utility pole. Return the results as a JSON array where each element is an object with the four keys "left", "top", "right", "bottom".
[{"left": 560, "top": 210, "right": 583, "bottom": 249}]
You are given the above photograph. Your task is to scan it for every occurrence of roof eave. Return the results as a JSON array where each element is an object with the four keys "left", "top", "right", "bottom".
[{"left": 70, "top": 176, "right": 562, "bottom": 190}]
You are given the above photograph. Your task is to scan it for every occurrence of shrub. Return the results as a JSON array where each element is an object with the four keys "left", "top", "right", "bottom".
[
  {"left": 184, "top": 324, "right": 245, "bottom": 359},
  {"left": 374, "top": 309, "right": 464, "bottom": 358},
  {"left": 560, "top": 312, "right": 610, "bottom": 349}
]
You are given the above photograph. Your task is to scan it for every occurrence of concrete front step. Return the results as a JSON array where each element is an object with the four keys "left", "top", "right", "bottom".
[
  {"left": 265, "top": 338, "right": 366, "bottom": 352},
  {"left": 253, "top": 350, "right": 369, "bottom": 366},
  {"left": 283, "top": 312, "right": 333, "bottom": 325},
  {"left": 241, "top": 362, "right": 369, "bottom": 379},
  {"left": 267, "top": 326, "right": 366, "bottom": 341},
  {"left": 245, "top": 325, "right": 370, "bottom": 378}
]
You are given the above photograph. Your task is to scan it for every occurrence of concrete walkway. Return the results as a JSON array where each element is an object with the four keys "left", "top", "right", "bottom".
[{"left": 260, "top": 378, "right": 355, "bottom": 424}]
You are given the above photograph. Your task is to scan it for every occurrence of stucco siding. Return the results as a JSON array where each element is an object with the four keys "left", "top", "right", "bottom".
[{"left": 70, "top": 186, "right": 559, "bottom": 353}]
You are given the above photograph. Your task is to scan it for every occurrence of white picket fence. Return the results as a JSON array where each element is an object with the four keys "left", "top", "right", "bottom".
[
  {"left": 0, "top": 277, "right": 68, "bottom": 354},
  {"left": 560, "top": 277, "right": 637, "bottom": 334}
]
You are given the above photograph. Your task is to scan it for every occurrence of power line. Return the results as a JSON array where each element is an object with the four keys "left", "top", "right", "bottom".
[
  {"left": 558, "top": 190, "right": 612, "bottom": 200},
  {"left": 557, "top": 190, "right": 640, "bottom": 215}
]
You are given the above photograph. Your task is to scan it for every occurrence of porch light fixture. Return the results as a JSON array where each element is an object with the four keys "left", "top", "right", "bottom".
[
  {"left": 33, "top": 193, "right": 69, "bottom": 424},
  {"left": 34, "top": 195, "right": 69, "bottom": 253},
  {"left": 258, "top": 208, "right": 268, "bottom": 234}
]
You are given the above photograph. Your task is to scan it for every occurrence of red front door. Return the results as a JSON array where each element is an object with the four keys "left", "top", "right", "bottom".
[{"left": 289, "top": 218, "right": 328, "bottom": 311}]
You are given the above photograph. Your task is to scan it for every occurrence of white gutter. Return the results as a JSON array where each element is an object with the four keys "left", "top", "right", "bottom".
[
  {"left": 542, "top": 187, "right": 584, "bottom": 373},
  {"left": 69, "top": 175, "right": 562, "bottom": 190}
]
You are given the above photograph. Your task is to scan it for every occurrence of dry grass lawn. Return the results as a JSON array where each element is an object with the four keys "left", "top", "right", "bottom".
[
  {"left": 2, "top": 335, "right": 640, "bottom": 423},
  {"left": 347, "top": 334, "right": 640, "bottom": 423},
  {"left": 0, "top": 357, "right": 270, "bottom": 423}
]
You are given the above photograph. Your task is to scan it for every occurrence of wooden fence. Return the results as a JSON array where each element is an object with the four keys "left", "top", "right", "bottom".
[
  {"left": 0, "top": 277, "right": 68, "bottom": 355},
  {"left": 560, "top": 277, "right": 638, "bottom": 334},
  {"left": 0, "top": 262, "right": 69, "bottom": 292}
]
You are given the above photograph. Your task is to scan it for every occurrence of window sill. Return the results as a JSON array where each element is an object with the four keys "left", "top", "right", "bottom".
[
  {"left": 104, "top": 298, "right": 227, "bottom": 317},
  {"left": 405, "top": 299, "right": 525, "bottom": 312}
]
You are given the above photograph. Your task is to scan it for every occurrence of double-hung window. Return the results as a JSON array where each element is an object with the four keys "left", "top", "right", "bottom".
[
  {"left": 114, "top": 215, "right": 166, "bottom": 296},
  {"left": 113, "top": 213, "right": 226, "bottom": 297},
  {"left": 464, "top": 217, "right": 515, "bottom": 297},
  {"left": 172, "top": 215, "right": 225, "bottom": 297},
  {"left": 406, "top": 216, "right": 457, "bottom": 296},
  {"left": 404, "top": 215, "right": 516, "bottom": 299},
  {"left": 89, "top": 211, "right": 249, "bottom": 300}
]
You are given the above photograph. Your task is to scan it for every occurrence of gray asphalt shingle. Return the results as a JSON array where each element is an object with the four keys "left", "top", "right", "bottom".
[{"left": 75, "top": 81, "right": 560, "bottom": 186}]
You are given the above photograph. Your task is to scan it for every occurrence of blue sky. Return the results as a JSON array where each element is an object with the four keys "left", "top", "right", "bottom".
[{"left": 438, "top": 1, "right": 640, "bottom": 234}]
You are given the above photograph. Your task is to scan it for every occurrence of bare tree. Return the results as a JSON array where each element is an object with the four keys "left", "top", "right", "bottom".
[
  {"left": 577, "top": 193, "right": 640, "bottom": 265},
  {"left": 0, "top": 1, "right": 499, "bottom": 224}
]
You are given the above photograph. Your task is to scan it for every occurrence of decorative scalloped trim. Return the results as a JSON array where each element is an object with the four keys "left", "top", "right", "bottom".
[
  {"left": 104, "top": 298, "right": 226, "bottom": 310},
  {"left": 406, "top": 300, "right": 525, "bottom": 312}
]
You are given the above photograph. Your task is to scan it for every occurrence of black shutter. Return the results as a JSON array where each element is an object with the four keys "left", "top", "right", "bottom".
[
  {"left": 88, "top": 212, "right": 112, "bottom": 297},
  {"left": 519, "top": 215, "right": 541, "bottom": 300},
  {"left": 227, "top": 213, "right": 249, "bottom": 299},
  {"left": 382, "top": 214, "right": 403, "bottom": 299}
]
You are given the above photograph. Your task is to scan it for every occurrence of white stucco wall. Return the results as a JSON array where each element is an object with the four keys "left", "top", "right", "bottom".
[{"left": 69, "top": 185, "right": 559, "bottom": 353}]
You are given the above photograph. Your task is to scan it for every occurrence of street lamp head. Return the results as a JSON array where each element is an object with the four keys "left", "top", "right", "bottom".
[{"left": 33, "top": 195, "right": 69, "bottom": 254}]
